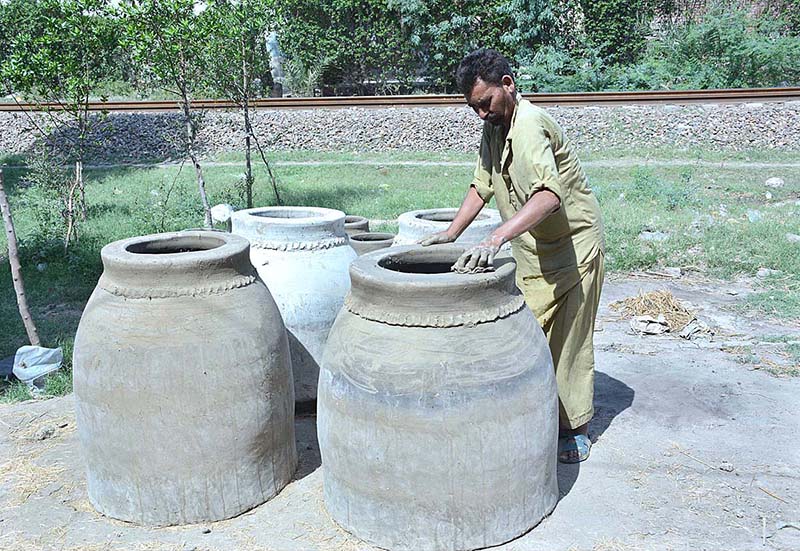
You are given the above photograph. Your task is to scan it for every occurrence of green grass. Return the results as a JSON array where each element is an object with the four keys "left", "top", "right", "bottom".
[{"left": 1, "top": 148, "right": 799, "bottom": 400}]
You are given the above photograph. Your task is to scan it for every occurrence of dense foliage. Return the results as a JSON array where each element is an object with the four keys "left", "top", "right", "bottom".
[{"left": 0, "top": 0, "right": 798, "bottom": 96}]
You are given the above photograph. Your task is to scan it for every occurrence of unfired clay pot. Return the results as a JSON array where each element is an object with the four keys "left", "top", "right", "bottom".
[
  {"left": 393, "top": 207, "right": 502, "bottom": 246},
  {"left": 318, "top": 245, "right": 558, "bottom": 551},
  {"left": 349, "top": 231, "right": 395, "bottom": 256},
  {"left": 344, "top": 215, "right": 369, "bottom": 236},
  {"left": 232, "top": 206, "right": 357, "bottom": 403},
  {"left": 73, "top": 231, "right": 296, "bottom": 526}
]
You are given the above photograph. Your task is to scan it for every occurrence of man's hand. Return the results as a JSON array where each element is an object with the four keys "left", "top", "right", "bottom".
[
  {"left": 419, "top": 231, "right": 457, "bottom": 247},
  {"left": 452, "top": 234, "right": 504, "bottom": 274}
]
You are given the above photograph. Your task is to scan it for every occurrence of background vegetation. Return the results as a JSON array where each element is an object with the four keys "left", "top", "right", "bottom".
[{"left": 1, "top": 0, "right": 799, "bottom": 99}]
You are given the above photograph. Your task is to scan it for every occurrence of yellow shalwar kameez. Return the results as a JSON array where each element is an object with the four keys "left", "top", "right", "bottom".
[{"left": 471, "top": 95, "right": 605, "bottom": 429}]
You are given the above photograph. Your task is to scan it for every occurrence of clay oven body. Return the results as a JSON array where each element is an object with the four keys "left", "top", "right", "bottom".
[
  {"left": 393, "top": 207, "right": 503, "bottom": 246},
  {"left": 232, "top": 207, "right": 356, "bottom": 403},
  {"left": 73, "top": 231, "right": 296, "bottom": 526},
  {"left": 318, "top": 245, "right": 559, "bottom": 551}
]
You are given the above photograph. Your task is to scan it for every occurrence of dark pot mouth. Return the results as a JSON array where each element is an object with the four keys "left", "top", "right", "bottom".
[
  {"left": 350, "top": 232, "right": 394, "bottom": 243},
  {"left": 357, "top": 245, "right": 515, "bottom": 282},
  {"left": 345, "top": 215, "right": 368, "bottom": 225},
  {"left": 416, "top": 211, "right": 489, "bottom": 223},
  {"left": 125, "top": 235, "right": 226, "bottom": 255},
  {"left": 378, "top": 254, "right": 453, "bottom": 274}
]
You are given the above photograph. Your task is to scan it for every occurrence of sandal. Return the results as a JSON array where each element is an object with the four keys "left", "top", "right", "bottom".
[{"left": 558, "top": 434, "right": 591, "bottom": 464}]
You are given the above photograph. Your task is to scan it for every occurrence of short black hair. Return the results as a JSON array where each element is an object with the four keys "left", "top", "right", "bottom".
[{"left": 456, "top": 48, "right": 514, "bottom": 96}]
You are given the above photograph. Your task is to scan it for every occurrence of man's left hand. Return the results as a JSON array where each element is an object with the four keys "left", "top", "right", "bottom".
[{"left": 452, "top": 235, "right": 504, "bottom": 274}]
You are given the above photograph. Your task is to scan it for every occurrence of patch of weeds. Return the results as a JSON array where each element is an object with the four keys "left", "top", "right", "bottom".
[
  {"left": 732, "top": 347, "right": 760, "bottom": 365},
  {"left": 629, "top": 168, "right": 696, "bottom": 211},
  {"left": 42, "top": 368, "right": 72, "bottom": 396},
  {"left": 741, "top": 287, "right": 800, "bottom": 323},
  {"left": 0, "top": 379, "right": 33, "bottom": 403}
]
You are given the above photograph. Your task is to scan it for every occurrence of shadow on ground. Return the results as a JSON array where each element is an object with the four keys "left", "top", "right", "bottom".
[{"left": 558, "top": 370, "right": 635, "bottom": 498}]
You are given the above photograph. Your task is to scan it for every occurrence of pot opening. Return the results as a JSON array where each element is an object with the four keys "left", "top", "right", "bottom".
[
  {"left": 378, "top": 251, "right": 456, "bottom": 274},
  {"left": 417, "top": 212, "right": 488, "bottom": 223},
  {"left": 251, "top": 209, "right": 323, "bottom": 219},
  {"left": 126, "top": 235, "right": 225, "bottom": 255},
  {"left": 345, "top": 215, "right": 367, "bottom": 224},
  {"left": 351, "top": 233, "right": 394, "bottom": 242}
]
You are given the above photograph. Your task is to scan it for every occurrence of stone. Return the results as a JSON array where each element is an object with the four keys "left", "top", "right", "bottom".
[
  {"left": 232, "top": 207, "right": 357, "bottom": 403},
  {"left": 765, "top": 177, "right": 785, "bottom": 188},
  {"left": 348, "top": 232, "right": 396, "bottom": 256},
  {"left": 318, "top": 246, "right": 558, "bottom": 551},
  {"left": 786, "top": 233, "right": 800, "bottom": 244},
  {"left": 73, "top": 231, "right": 297, "bottom": 526},
  {"left": 746, "top": 209, "right": 763, "bottom": 223},
  {"left": 638, "top": 230, "right": 670, "bottom": 242},
  {"left": 757, "top": 267, "right": 781, "bottom": 279},
  {"left": 393, "top": 207, "right": 503, "bottom": 246}
]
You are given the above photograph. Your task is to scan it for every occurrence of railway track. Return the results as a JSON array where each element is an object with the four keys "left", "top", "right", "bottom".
[{"left": 1, "top": 87, "right": 799, "bottom": 112}]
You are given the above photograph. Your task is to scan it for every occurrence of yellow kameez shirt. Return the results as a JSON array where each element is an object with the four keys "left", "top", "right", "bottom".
[{"left": 471, "top": 96, "right": 605, "bottom": 286}]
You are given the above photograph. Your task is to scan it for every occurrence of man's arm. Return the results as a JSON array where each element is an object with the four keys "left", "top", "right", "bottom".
[
  {"left": 420, "top": 186, "right": 486, "bottom": 245},
  {"left": 453, "top": 189, "right": 559, "bottom": 273}
]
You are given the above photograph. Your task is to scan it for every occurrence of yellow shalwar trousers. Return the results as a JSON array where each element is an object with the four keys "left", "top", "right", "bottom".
[{"left": 518, "top": 251, "right": 605, "bottom": 429}]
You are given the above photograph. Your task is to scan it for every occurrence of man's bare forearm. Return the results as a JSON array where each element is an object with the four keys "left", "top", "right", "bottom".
[
  {"left": 487, "top": 190, "right": 560, "bottom": 246},
  {"left": 446, "top": 186, "right": 486, "bottom": 239}
]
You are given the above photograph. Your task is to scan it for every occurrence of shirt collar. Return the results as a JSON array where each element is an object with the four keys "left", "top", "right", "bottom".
[{"left": 505, "top": 92, "right": 523, "bottom": 143}]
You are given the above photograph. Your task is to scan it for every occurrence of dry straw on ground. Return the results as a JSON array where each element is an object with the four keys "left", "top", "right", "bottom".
[{"left": 610, "top": 290, "right": 695, "bottom": 332}]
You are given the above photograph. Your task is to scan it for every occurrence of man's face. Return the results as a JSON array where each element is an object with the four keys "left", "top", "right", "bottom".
[{"left": 465, "top": 75, "right": 516, "bottom": 129}]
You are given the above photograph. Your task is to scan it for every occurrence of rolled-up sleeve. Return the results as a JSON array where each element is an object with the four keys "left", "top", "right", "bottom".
[
  {"left": 470, "top": 127, "right": 494, "bottom": 202},
  {"left": 515, "top": 125, "right": 563, "bottom": 206}
]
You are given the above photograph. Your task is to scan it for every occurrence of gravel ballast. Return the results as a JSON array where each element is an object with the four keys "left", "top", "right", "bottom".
[{"left": 1, "top": 101, "right": 799, "bottom": 163}]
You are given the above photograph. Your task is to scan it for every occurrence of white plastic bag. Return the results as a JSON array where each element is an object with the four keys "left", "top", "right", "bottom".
[{"left": 12, "top": 345, "right": 63, "bottom": 387}]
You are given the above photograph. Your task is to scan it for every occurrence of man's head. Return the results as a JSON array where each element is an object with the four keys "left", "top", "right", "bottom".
[{"left": 456, "top": 48, "right": 517, "bottom": 129}]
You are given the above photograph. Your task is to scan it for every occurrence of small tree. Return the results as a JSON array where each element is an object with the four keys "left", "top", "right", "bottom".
[
  {"left": 203, "top": 0, "right": 281, "bottom": 207},
  {"left": 0, "top": 0, "right": 118, "bottom": 230},
  {"left": 0, "top": 169, "right": 41, "bottom": 347},
  {"left": 120, "top": 0, "right": 213, "bottom": 227}
]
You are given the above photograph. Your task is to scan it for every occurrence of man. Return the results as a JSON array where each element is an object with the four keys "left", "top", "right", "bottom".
[{"left": 420, "top": 48, "right": 605, "bottom": 463}]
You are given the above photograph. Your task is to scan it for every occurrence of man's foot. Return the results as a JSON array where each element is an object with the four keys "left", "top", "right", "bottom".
[{"left": 558, "top": 433, "right": 591, "bottom": 464}]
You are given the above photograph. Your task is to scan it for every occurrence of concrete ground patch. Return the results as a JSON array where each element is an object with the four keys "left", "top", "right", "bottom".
[{"left": 1, "top": 274, "right": 798, "bottom": 551}]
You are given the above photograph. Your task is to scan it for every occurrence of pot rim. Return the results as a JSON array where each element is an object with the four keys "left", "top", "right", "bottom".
[
  {"left": 236, "top": 206, "right": 344, "bottom": 226},
  {"left": 98, "top": 231, "right": 257, "bottom": 299},
  {"left": 345, "top": 244, "right": 523, "bottom": 327}
]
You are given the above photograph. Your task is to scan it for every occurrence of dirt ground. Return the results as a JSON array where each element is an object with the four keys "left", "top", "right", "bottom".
[{"left": 1, "top": 273, "right": 799, "bottom": 551}]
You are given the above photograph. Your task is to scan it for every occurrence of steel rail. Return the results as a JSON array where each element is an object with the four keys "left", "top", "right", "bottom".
[{"left": 1, "top": 87, "right": 799, "bottom": 112}]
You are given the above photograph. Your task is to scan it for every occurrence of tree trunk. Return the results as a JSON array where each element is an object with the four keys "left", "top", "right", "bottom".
[
  {"left": 0, "top": 169, "right": 41, "bottom": 346},
  {"left": 181, "top": 96, "right": 212, "bottom": 228},
  {"left": 244, "top": 107, "right": 254, "bottom": 209},
  {"left": 190, "top": 150, "right": 212, "bottom": 228},
  {"left": 76, "top": 159, "right": 87, "bottom": 221},
  {"left": 242, "top": 33, "right": 254, "bottom": 209}
]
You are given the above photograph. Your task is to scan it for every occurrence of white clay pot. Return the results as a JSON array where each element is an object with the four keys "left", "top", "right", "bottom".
[
  {"left": 232, "top": 206, "right": 357, "bottom": 404},
  {"left": 393, "top": 207, "right": 503, "bottom": 246}
]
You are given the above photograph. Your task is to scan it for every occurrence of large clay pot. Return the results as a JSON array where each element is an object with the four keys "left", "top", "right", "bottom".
[
  {"left": 318, "top": 245, "right": 558, "bottom": 551},
  {"left": 349, "top": 231, "right": 395, "bottom": 256},
  {"left": 344, "top": 215, "right": 369, "bottom": 236},
  {"left": 232, "top": 206, "right": 357, "bottom": 404},
  {"left": 73, "top": 231, "right": 296, "bottom": 526},
  {"left": 393, "top": 207, "right": 502, "bottom": 246}
]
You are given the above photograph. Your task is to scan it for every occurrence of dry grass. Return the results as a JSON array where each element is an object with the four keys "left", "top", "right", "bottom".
[
  {"left": 610, "top": 290, "right": 695, "bottom": 331},
  {"left": 0, "top": 446, "right": 66, "bottom": 506}
]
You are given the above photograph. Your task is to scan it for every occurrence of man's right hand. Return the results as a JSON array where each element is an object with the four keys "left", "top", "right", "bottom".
[{"left": 419, "top": 231, "right": 457, "bottom": 247}]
